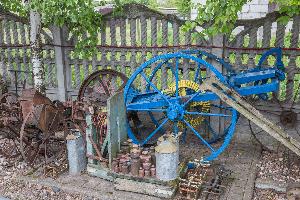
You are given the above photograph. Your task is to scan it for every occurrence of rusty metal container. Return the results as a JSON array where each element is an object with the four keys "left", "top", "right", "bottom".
[
  {"left": 142, "top": 162, "right": 151, "bottom": 170},
  {"left": 139, "top": 167, "right": 145, "bottom": 177},
  {"left": 150, "top": 165, "right": 156, "bottom": 177},
  {"left": 130, "top": 157, "right": 140, "bottom": 176},
  {"left": 121, "top": 164, "right": 129, "bottom": 174},
  {"left": 66, "top": 131, "right": 87, "bottom": 175},
  {"left": 19, "top": 89, "right": 52, "bottom": 119}
]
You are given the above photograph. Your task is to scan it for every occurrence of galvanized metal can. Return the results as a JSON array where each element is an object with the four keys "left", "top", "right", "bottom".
[
  {"left": 66, "top": 130, "right": 87, "bottom": 175},
  {"left": 155, "top": 138, "right": 178, "bottom": 181}
]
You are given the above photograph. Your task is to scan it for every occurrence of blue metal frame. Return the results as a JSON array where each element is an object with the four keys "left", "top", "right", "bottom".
[{"left": 124, "top": 48, "right": 285, "bottom": 162}]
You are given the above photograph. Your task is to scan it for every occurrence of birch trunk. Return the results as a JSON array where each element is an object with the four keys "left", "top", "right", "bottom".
[{"left": 30, "top": 10, "right": 45, "bottom": 93}]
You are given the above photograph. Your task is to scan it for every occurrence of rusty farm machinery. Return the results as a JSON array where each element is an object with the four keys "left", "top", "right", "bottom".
[{"left": 0, "top": 69, "right": 128, "bottom": 170}]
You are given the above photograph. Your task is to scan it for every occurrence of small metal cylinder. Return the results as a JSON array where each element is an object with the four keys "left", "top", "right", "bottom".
[
  {"left": 66, "top": 131, "right": 86, "bottom": 175},
  {"left": 155, "top": 139, "right": 179, "bottom": 181}
]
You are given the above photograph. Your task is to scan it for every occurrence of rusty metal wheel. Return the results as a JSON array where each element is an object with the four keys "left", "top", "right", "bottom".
[
  {"left": 78, "top": 69, "right": 128, "bottom": 103},
  {"left": 19, "top": 105, "right": 66, "bottom": 167},
  {"left": 77, "top": 69, "right": 129, "bottom": 144}
]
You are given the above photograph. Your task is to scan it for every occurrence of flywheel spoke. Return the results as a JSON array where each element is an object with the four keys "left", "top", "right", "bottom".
[
  {"left": 183, "top": 119, "right": 215, "bottom": 152},
  {"left": 140, "top": 72, "right": 171, "bottom": 105},
  {"left": 127, "top": 108, "right": 166, "bottom": 112},
  {"left": 141, "top": 118, "right": 168, "bottom": 145}
]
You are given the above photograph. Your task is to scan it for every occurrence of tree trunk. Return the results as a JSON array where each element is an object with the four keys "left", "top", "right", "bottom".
[{"left": 30, "top": 10, "right": 45, "bottom": 94}]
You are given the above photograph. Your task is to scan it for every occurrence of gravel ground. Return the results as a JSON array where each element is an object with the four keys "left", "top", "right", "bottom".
[
  {"left": 257, "top": 150, "right": 300, "bottom": 185},
  {"left": 0, "top": 155, "right": 89, "bottom": 200},
  {"left": 252, "top": 189, "right": 286, "bottom": 200},
  {"left": 252, "top": 149, "right": 300, "bottom": 200}
]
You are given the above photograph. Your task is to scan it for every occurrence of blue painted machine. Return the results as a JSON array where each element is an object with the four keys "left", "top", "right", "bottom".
[{"left": 124, "top": 48, "right": 287, "bottom": 162}]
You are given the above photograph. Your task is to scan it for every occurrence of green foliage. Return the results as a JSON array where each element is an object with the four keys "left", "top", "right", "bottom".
[
  {"left": 158, "top": 0, "right": 191, "bottom": 18},
  {"left": 187, "top": 0, "right": 249, "bottom": 37},
  {"left": 174, "top": 0, "right": 191, "bottom": 18},
  {"left": 115, "top": 0, "right": 158, "bottom": 9},
  {"left": 182, "top": 0, "right": 300, "bottom": 37},
  {"left": 272, "top": 0, "right": 300, "bottom": 24},
  {"left": 1, "top": 0, "right": 103, "bottom": 58}
]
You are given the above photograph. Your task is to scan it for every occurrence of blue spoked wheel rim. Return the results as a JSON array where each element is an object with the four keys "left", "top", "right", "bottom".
[{"left": 124, "top": 53, "right": 238, "bottom": 162}]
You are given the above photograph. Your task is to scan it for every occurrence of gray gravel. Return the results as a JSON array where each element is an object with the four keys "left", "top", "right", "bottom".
[
  {"left": 252, "top": 188, "right": 286, "bottom": 200},
  {"left": 252, "top": 149, "right": 300, "bottom": 200},
  {"left": 257, "top": 150, "right": 300, "bottom": 186},
  {"left": 0, "top": 155, "right": 89, "bottom": 200}
]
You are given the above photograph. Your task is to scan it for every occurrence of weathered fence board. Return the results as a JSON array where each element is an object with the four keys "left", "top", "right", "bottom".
[{"left": 0, "top": 4, "right": 299, "bottom": 102}]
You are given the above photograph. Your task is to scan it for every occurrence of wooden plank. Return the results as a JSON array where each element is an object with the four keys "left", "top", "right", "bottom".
[
  {"left": 183, "top": 31, "right": 191, "bottom": 79},
  {"left": 234, "top": 34, "right": 244, "bottom": 71},
  {"left": 107, "top": 91, "right": 127, "bottom": 168},
  {"left": 110, "top": 19, "right": 116, "bottom": 71},
  {"left": 114, "top": 178, "right": 176, "bottom": 198},
  {"left": 140, "top": 16, "right": 147, "bottom": 88},
  {"left": 4, "top": 20, "right": 14, "bottom": 84},
  {"left": 100, "top": 24, "right": 107, "bottom": 69},
  {"left": 130, "top": 19, "right": 136, "bottom": 47},
  {"left": 0, "top": 20, "right": 6, "bottom": 78},
  {"left": 87, "top": 164, "right": 114, "bottom": 181},
  {"left": 161, "top": 19, "right": 168, "bottom": 89},
  {"left": 262, "top": 20, "right": 271, "bottom": 48},
  {"left": 19, "top": 23, "right": 30, "bottom": 82},
  {"left": 86, "top": 114, "right": 98, "bottom": 165},
  {"left": 286, "top": 16, "right": 300, "bottom": 104},
  {"left": 210, "top": 34, "right": 225, "bottom": 138},
  {"left": 74, "top": 58, "right": 81, "bottom": 89},
  {"left": 247, "top": 27, "right": 258, "bottom": 68},
  {"left": 120, "top": 18, "right": 127, "bottom": 75},
  {"left": 275, "top": 22, "right": 286, "bottom": 47}
]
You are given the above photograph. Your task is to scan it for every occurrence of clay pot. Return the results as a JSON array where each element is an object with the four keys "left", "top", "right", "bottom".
[
  {"left": 145, "top": 170, "right": 150, "bottom": 177},
  {"left": 114, "top": 165, "right": 119, "bottom": 173},
  {"left": 131, "top": 157, "right": 140, "bottom": 176},
  {"left": 150, "top": 165, "right": 156, "bottom": 177},
  {"left": 121, "top": 164, "right": 129, "bottom": 174},
  {"left": 138, "top": 167, "right": 145, "bottom": 177},
  {"left": 142, "top": 162, "right": 151, "bottom": 170}
]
